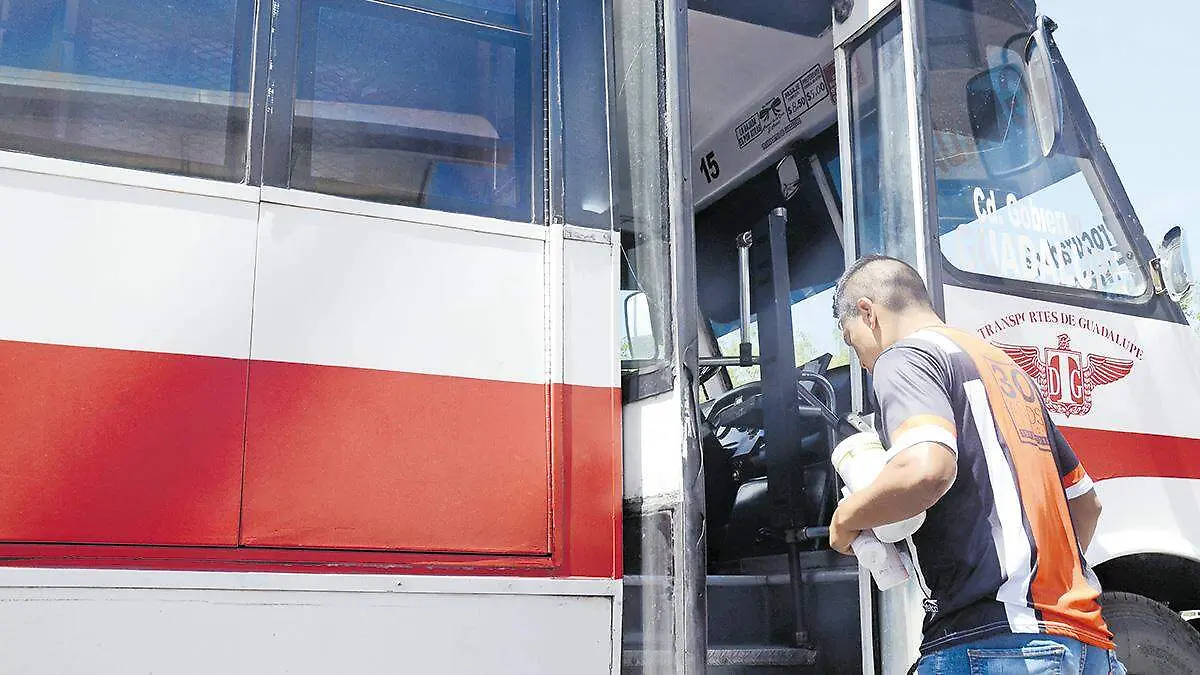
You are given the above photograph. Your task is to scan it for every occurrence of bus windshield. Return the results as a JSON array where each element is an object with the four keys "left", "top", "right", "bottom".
[{"left": 926, "top": 0, "right": 1148, "bottom": 299}]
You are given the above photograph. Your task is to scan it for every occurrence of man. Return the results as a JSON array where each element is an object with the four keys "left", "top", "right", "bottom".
[{"left": 828, "top": 255, "right": 1126, "bottom": 674}]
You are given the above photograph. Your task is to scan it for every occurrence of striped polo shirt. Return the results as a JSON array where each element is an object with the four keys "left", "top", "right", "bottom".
[{"left": 871, "top": 326, "right": 1113, "bottom": 655}]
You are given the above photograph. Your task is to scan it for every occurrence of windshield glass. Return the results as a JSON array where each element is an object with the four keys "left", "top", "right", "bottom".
[
  {"left": 697, "top": 134, "right": 849, "bottom": 389},
  {"left": 926, "top": 0, "right": 1147, "bottom": 299},
  {"left": 713, "top": 283, "right": 849, "bottom": 387}
]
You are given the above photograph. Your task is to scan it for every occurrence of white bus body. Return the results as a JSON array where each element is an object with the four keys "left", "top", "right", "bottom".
[{"left": 0, "top": 1, "right": 1195, "bottom": 673}]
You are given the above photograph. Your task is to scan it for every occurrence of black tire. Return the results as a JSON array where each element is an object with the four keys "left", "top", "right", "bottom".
[{"left": 1101, "top": 591, "right": 1200, "bottom": 674}]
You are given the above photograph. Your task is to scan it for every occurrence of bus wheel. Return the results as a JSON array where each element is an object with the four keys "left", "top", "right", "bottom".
[{"left": 1101, "top": 591, "right": 1200, "bottom": 674}]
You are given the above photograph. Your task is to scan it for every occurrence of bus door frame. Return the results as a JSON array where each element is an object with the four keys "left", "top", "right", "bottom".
[{"left": 832, "top": 1, "right": 944, "bottom": 673}]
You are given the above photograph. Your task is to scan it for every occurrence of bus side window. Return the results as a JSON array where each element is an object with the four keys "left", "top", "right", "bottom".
[
  {"left": 0, "top": 0, "right": 254, "bottom": 181},
  {"left": 285, "top": 0, "right": 538, "bottom": 223},
  {"left": 559, "top": 0, "right": 613, "bottom": 229}
]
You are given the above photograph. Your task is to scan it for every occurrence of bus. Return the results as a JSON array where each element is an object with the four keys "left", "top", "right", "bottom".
[{"left": 0, "top": 0, "right": 1195, "bottom": 673}]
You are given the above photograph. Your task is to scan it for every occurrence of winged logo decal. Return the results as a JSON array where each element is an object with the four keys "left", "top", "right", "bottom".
[{"left": 995, "top": 334, "right": 1133, "bottom": 417}]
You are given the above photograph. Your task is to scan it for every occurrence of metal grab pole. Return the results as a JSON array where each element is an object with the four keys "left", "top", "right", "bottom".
[{"left": 736, "top": 231, "right": 754, "bottom": 366}]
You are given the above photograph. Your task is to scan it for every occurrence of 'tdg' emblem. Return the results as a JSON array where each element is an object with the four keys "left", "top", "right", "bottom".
[{"left": 996, "top": 334, "right": 1133, "bottom": 417}]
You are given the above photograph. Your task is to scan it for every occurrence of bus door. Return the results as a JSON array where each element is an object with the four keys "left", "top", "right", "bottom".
[
  {"left": 689, "top": 129, "right": 862, "bottom": 673},
  {"left": 836, "top": 1, "right": 1200, "bottom": 672},
  {"left": 832, "top": 2, "right": 951, "bottom": 668},
  {"left": 661, "top": 3, "right": 868, "bottom": 672}
]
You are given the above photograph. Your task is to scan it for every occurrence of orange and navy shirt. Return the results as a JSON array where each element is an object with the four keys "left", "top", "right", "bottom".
[{"left": 870, "top": 326, "right": 1113, "bottom": 655}]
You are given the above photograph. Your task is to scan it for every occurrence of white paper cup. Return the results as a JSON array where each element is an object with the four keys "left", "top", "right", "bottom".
[
  {"left": 875, "top": 514, "right": 926, "bottom": 544},
  {"left": 833, "top": 432, "right": 927, "bottom": 543},
  {"left": 831, "top": 432, "right": 888, "bottom": 492}
]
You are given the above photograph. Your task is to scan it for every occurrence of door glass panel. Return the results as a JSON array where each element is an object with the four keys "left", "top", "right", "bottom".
[
  {"left": 613, "top": 0, "right": 678, "bottom": 669},
  {"left": 848, "top": 9, "right": 918, "bottom": 265},
  {"left": 289, "top": 1, "right": 535, "bottom": 222},
  {"left": 561, "top": 0, "right": 613, "bottom": 229},
  {"left": 926, "top": 0, "right": 1147, "bottom": 298}
]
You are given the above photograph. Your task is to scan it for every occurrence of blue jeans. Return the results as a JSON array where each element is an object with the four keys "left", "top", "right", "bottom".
[{"left": 914, "top": 633, "right": 1127, "bottom": 674}]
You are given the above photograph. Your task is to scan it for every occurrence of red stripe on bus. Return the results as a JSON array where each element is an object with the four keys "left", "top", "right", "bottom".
[
  {"left": 241, "top": 360, "right": 553, "bottom": 555},
  {"left": 0, "top": 340, "right": 621, "bottom": 578},
  {"left": 0, "top": 339, "right": 246, "bottom": 546},
  {"left": 1060, "top": 426, "right": 1200, "bottom": 482},
  {"left": 558, "top": 383, "right": 623, "bottom": 579}
]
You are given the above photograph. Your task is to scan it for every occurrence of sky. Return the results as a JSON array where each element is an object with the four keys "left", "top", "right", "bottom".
[{"left": 1041, "top": 1, "right": 1198, "bottom": 274}]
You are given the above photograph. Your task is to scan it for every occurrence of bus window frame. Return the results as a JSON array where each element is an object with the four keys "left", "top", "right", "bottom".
[
  {"left": 0, "top": 0, "right": 259, "bottom": 184},
  {"left": 934, "top": 38, "right": 1183, "bottom": 322},
  {"left": 259, "top": 0, "right": 544, "bottom": 224}
]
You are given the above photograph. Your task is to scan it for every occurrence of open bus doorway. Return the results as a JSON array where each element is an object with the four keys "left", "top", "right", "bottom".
[
  {"left": 691, "top": 127, "right": 865, "bottom": 673},
  {"left": 663, "top": 4, "right": 868, "bottom": 672}
]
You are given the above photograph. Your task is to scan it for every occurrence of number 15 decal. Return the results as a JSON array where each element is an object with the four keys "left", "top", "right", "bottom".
[{"left": 700, "top": 151, "right": 720, "bottom": 183}]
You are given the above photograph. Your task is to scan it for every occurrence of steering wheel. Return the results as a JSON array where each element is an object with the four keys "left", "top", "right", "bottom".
[{"left": 705, "top": 353, "right": 833, "bottom": 430}]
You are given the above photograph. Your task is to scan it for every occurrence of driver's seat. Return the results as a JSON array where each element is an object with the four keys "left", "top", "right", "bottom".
[{"left": 704, "top": 355, "right": 849, "bottom": 567}]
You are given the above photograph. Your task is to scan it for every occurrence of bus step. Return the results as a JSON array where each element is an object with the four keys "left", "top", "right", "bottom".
[
  {"left": 621, "top": 646, "right": 818, "bottom": 668},
  {"left": 708, "top": 647, "right": 819, "bottom": 666}
]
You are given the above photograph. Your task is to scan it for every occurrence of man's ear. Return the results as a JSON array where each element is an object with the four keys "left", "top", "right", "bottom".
[{"left": 856, "top": 297, "right": 874, "bottom": 328}]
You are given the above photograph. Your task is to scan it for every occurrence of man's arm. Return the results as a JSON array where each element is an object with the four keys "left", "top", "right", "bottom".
[
  {"left": 1068, "top": 488, "right": 1102, "bottom": 553},
  {"left": 830, "top": 345, "right": 958, "bottom": 554},
  {"left": 830, "top": 441, "right": 955, "bottom": 553},
  {"left": 1046, "top": 412, "right": 1102, "bottom": 553},
  {"left": 833, "top": 440, "right": 956, "bottom": 533}
]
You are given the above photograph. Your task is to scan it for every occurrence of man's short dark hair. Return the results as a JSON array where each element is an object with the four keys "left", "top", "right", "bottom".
[{"left": 832, "top": 254, "right": 935, "bottom": 323}]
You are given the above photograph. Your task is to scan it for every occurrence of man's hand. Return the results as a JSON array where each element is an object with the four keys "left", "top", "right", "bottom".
[
  {"left": 831, "top": 441, "right": 956, "bottom": 533},
  {"left": 829, "top": 499, "right": 861, "bottom": 556}
]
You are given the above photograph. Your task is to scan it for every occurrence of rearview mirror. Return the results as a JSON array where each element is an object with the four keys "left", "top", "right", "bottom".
[
  {"left": 620, "top": 290, "right": 660, "bottom": 361},
  {"left": 966, "top": 16, "right": 1064, "bottom": 178},
  {"left": 1160, "top": 226, "right": 1193, "bottom": 301},
  {"left": 1025, "top": 16, "right": 1064, "bottom": 158},
  {"left": 776, "top": 155, "right": 801, "bottom": 201},
  {"left": 966, "top": 63, "right": 1042, "bottom": 178}
]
